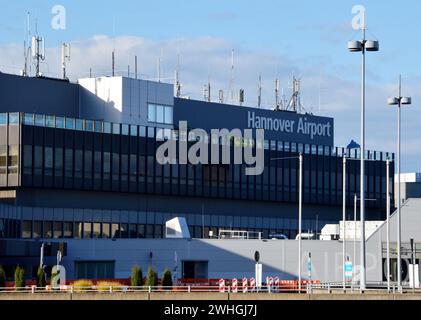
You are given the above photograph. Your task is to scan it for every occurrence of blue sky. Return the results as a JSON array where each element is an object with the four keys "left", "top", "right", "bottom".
[{"left": 0, "top": 0, "right": 420, "bottom": 171}]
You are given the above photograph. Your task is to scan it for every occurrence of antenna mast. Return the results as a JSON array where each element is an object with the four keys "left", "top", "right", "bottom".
[
  {"left": 174, "top": 53, "right": 181, "bottom": 97},
  {"left": 61, "top": 43, "right": 70, "bottom": 80},
  {"left": 135, "top": 55, "right": 138, "bottom": 79},
  {"left": 275, "top": 78, "right": 280, "bottom": 111},
  {"left": 229, "top": 49, "right": 235, "bottom": 104},
  {"left": 32, "top": 34, "right": 45, "bottom": 77},
  {"left": 257, "top": 74, "right": 262, "bottom": 108}
]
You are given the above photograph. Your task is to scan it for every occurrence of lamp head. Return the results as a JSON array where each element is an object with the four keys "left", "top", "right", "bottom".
[
  {"left": 401, "top": 97, "right": 412, "bottom": 105},
  {"left": 387, "top": 97, "right": 399, "bottom": 106},
  {"left": 348, "top": 41, "right": 362, "bottom": 52},
  {"left": 365, "top": 40, "right": 380, "bottom": 52}
]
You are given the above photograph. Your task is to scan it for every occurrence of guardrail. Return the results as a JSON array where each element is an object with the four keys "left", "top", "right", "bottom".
[
  {"left": 1, "top": 283, "right": 420, "bottom": 295},
  {"left": 0, "top": 285, "right": 309, "bottom": 294}
]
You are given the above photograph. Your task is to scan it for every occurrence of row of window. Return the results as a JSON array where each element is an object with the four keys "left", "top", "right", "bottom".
[
  {"left": 147, "top": 104, "right": 173, "bottom": 125},
  {"left": 3, "top": 219, "right": 318, "bottom": 240},
  {"left": 20, "top": 142, "right": 391, "bottom": 207}
]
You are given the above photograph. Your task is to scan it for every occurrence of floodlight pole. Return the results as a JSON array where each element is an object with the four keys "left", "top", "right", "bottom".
[
  {"left": 386, "top": 159, "right": 391, "bottom": 292},
  {"left": 348, "top": 13, "right": 379, "bottom": 291},
  {"left": 387, "top": 75, "right": 412, "bottom": 291},
  {"left": 342, "top": 156, "right": 347, "bottom": 291},
  {"left": 298, "top": 153, "right": 303, "bottom": 292}
]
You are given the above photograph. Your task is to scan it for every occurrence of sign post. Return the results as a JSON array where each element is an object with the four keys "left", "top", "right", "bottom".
[{"left": 345, "top": 258, "right": 353, "bottom": 283}]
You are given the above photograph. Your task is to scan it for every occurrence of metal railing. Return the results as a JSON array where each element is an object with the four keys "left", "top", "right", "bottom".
[{"left": 1, "top": 283, "right": 420, "bottom": 295}]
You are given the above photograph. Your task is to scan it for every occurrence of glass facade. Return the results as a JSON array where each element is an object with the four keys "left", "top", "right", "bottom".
[{"left": 0, "top": 112, "right": 395, "bottom": 240}]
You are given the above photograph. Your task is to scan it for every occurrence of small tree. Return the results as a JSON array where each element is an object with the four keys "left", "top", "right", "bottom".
[
  {"left": 36, "top": 266, "right": 46, "bottom": 288},
  {"left": 161, "top": 268, "right": 173, "bottom": 288},
  {"left": 14, "top": 265, "right": 25, "bottom": 290},
  {"left": 145, "top": 266, "right": 158, "bottom": 287},
  {"left": 131, "top": 265, "right": 143, "bottom": 287},
  {"left": 0, "top": 265, "right": 6, "bottom": 289}
]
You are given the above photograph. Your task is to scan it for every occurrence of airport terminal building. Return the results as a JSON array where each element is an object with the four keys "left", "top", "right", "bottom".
[{"left": 0, "top": 72, "right": 395, "bottom": 280}]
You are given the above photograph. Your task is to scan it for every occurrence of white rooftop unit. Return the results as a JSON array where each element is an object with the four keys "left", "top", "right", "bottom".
[
  {"left": 396, "top": 173, "right": 421, "bottom": 183},
  {"left": 165, "top": 217, "right": 191, "bottom": 239}
]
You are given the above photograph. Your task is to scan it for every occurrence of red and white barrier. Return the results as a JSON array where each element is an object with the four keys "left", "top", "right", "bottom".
[
  {"left": 274, "top": 277, "right": 280, "bottom": 288},
  {"left": 266, "top": 277, "right": 274, "bottom": 288},
  {"left": 232, "top": 278, "right": 238, "bottom": 293},
  {"left": 219, "top": 279, "right": 226, "bottom": 293},
  {"left": 242, "top": 278, "right": 248, "bottom": 293},
  {"left": 249, "top": 278, "right": 256, "bottom": 291}
]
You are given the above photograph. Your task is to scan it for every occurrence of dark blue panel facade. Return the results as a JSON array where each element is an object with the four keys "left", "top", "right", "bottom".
[{"left": 174, "top": 98, "right": 334, "bottom": 147}]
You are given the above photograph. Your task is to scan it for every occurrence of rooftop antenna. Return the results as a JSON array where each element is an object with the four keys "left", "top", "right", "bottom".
[
  {"left": 32, "top": 34, "right": 45, "bottom": 77},
  {"left": 61, "top": 43, "right": 70, "bottom": 80},
  {"left": 239, "top": 89, "right": 245, "bottom": 106},
  {"left": 112, "top": 16, "right": 116, "bottom": 77},
  {"left": 135, "top": 55, "right": 138, "bottom": 79},
  {"left": 219, "top": 90, "right": 224, "bottom": 104},
  {"left": 112, "top": 51, "right": 115, "bottom": 76},
  {"left": 229, "top": 49, "right": 235, "bottom": 104},
  {"left": 174, "top": 49, "right": 181, "bottom": 97},
  {"left": 157, "top": 48, "right": 164, "bottom": 83},
  {"left": 23, "top": 12, "right": 31, "bottom": 76},
  {"left": 275, "top": 78, "right": 280, "bottom": 111},
  {"left": 257, "top": 74, "right": 262, "bottom": 108},
  {"left": 286, "top": 76, "right": 303, "bottom": 113},
  {"left": 203, "top": 79, "right": 211, "bottom": 102}
]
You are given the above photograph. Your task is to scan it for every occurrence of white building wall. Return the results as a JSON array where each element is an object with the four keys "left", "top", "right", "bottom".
[{"left": 78, "top": 76, "right": 174, "bottom": 128}]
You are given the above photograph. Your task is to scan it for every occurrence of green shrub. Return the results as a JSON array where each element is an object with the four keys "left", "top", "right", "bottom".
[
  {"left": 14, "top": 265, "right": 25, "bottom": 290},
  {"left": 0, "top": 265, "right": 6, "bottom": 289},
  {"left": 145, "top": 266, "right": 158, "bottom": 287},
  {"left": 161, "top": 268, "right": 173, "bottom": 288},
  {"left": 131, "top": 265, "right": 143, "bottom": 287},
  {"left": 36, "top": 266, "right": 46, "bottom": 288}
]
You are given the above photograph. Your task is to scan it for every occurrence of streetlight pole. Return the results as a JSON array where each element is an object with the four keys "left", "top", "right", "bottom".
[
  {"left": 387, "top": 75, "right": 412, "bottom": 291},
  {"left": 348, "top": 12, "right": 379, "bottom": 291},
  {"left": 386, "top": 159, "right": 391, "bottom": 293},
  {"left": 342, "top": 156, "right": 347, "bottom": 291},
  {"left": 298, "top": 153, "right": 303, "bottom": 292},
  {"left": 353, "top": 194, "right": 357, "bottom": 283}
]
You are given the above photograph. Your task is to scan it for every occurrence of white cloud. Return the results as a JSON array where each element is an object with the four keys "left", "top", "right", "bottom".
[{"left": 0, "top": 35, "right": 420, "bottom": 172}]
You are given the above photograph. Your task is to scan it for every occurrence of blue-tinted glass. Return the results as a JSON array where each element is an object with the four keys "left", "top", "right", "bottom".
[
  {"left": 164, "top": 106, "right": 173, "bottom": 125},
  {"left": 76, "top": 119, "right": 84, "bottom": 130},
  {"left": 103, "top": 122, "right": 111, "bottom": 133},
  {"left": 34, "top": 114, "right": 45, "bottom": 126},
  {"left": 148, "top": 104, "right": 156, "bottom": 122},
  {"left": 139, "top": 126, "right": 146, "bottom": 137},
  {"left": 130, "top": 125, "right": 138, "bottom": 136},
  {"left": 94, "top": 121, "right": 102, "bottom": 133},
  {"left": 112, "top": 123, "right": 120, "bottom": 135},
  {"left": 147, "top": 127, "right": 155, "bottom": 138},
  {"left": 46, "top": 116, "right": 55, "bottom": 127},
  {"left": 0, "top": 113, "right": 7, "bottom": 125},
  {"left": 8, "top": 113, "right": 20, "bottom": 124},
  {"left": 156, "top": 105, "right": 164, "bottom": 123},
  {"left": 121, "top": 124, "right": 129, "bottom": 135},
  {"left": 56, "top": 117, "right": 65, "bottom": 128},
  {"left": 65, "top": 118, "right": 75, "bottom": 129},
  {"left": 85, "top": 120, "right": 93, "bottom": 131},
  {"left": 23, "top": 113, "right": 34, "bottom": 125}
]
